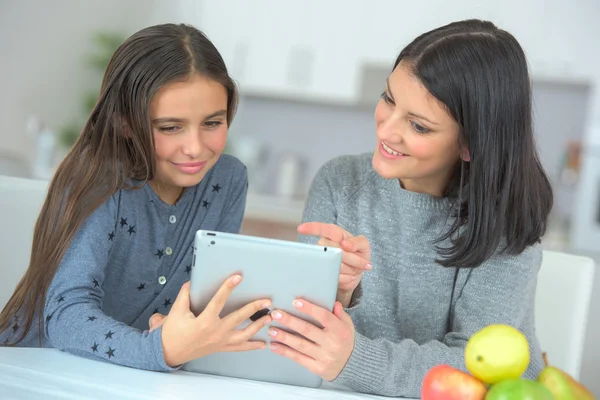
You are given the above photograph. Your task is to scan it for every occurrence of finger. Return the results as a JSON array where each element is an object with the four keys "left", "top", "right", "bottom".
[
  {"left": 269, "top": 342, "right": 321, "bottom": 376},
  {"left": 290, "top": 299, "right": 335, "bottom": 329},
  {"left": 297, "top": 222, "right": 351, "bottom": 243},
  {"left": 148, "top": 313, "right": 166, "bottom": 331},
  {"left": 341, "top": 251, "right": 372, "bottom": 271},
  {"left": 171, "top": 281, "right": 192, "bottom": 315},
  {"left": 340, "top": 263, "right": 364, "bottom": 276},
  {"left": 317, "top": 237, "right": 339, "bottom": 248},
  {"left": 268, "top": 327, "right": 321, "bottom": 359},
  {"left": 333, "top": 301, "right": 352, "bottom": 324},
  {"left": 225, "top": 341, "right": 267, "bottom": 352},
  {"left": 222, "top": 299, "right": 272, "bottom": 330},
  {"left": 341, "top": 235, "right": 371, "bottom": 256},
  {"left": 228, "top": 314, "right": 272, "bottom": 344},
  {"left": 204, "top": 274, "right": 242, "bottom": 316},
  {"left": 338, "top": 274, "right": 359, "bottom": 288},
  {"left": 271, "top": 308, "right": 326, "bottom": 342}
]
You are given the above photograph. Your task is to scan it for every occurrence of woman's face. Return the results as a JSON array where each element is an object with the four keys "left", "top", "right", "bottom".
[
  {"left": 372, "top": 62, "right": 464, "bottom": 196},
  {"left": 149, "top": 74, "right": 228, "bottom": 203}
]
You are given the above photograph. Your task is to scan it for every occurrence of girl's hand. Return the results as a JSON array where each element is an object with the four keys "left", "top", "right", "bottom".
[
  {"left": 158, "top": 276, "right": 272, "bottom": 367},
  {"left": 268, "top": 299, "right": 355, "bottom": 382},
  {"left": 298, "top": 222, "right": 371, "bottom": 307}
]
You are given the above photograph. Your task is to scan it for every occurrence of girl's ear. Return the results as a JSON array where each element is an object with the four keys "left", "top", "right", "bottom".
[{"left": 118, "top": 116, "right": 133, "bottom": 139}]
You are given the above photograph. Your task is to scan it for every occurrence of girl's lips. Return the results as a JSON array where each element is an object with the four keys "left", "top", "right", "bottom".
[{"left": 172, "top": 161, "right": 207, "bottom": 174}]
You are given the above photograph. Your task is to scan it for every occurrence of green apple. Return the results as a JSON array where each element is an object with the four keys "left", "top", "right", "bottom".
[{"left": 485, "top": 378, "right": 553, "bottom": 400}]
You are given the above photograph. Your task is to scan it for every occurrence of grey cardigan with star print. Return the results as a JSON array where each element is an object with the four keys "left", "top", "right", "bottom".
[{"left": 1, "top": 155, "right": 248, "bottom": 371}]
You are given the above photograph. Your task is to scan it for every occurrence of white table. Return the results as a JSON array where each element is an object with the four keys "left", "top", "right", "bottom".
[{"left": 0, "top": 348, "right": 419, "bottom": 400}]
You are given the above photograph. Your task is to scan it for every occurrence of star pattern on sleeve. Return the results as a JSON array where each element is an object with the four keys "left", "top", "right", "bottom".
[
  {"left": 91, "top": 342, "right": 99, "bottom": 352},
  {"left": 108, "top": 231, "right": 115, "bottom": 241},
  {"left": 120, "top": 217, "right": 128, "bottom": 228},
  {"left": 154, "top": 249, "right": 164, "bottom": 259},
  {"left": 57, "top": 296, "right": 65, "bottom": 303},
  {"left": 87, "top": 316, "right": 97, "bottom": 322},
  {"left": 202, "top": 200, "right": 210, "bottom": 209},
  {"left": 104, "top": 330, "right": 114, "bottom": 339},
  {"left": 163, "top": 298, "right": 172, "bottom": 308},
  {"left": 127, "top": 225, "right": 136, "bottom": 235},
  {"left": 212, "top": 183, "right": 221, "bottom": 193},
  {"left": 106, "top": 347, "right": 116, "bottom": 359},
  {"left": 12, "top": 323, "right": 19, "bottom": 333},
  {"left": 93, "top": 278, "right": 100, "bottom": 288},
  {"left": 185, "top": 265, "right": 192, "bottom": 275},
  {"left": 137, "top": 283, "right": 146, "bottom": 291}
]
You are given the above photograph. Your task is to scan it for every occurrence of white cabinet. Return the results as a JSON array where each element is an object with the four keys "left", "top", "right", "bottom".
[
  {"left": 180, "top": 0, "right": 599, "bottom": 111},
  {"left": 184, "top": 0, "right": 370, "bottom": 104}
]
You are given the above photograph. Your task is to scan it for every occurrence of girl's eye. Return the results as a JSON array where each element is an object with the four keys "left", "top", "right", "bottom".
[
  {"left": 410, "top": 121, "right": 430, "bottom": 134},
  {"left": 205, "top": 121, "right": 223, "bottom": 128},
  {"left": 159, "top": 126, "right": 181, "bottom": 133}
]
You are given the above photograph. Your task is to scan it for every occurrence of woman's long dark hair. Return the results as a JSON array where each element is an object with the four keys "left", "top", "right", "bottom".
[
  {"left": 0, "top": 23, "right": 238, "bottom": 344},
  {"left": 395, "top": 19, "right": 553, "bottom": 268}
]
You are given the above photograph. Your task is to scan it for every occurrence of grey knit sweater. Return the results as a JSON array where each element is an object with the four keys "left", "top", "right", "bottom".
[{"left": 299, "top": 153, "right": 544, "bottom": 398}]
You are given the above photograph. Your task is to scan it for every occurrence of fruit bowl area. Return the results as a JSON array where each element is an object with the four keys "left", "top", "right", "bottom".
[{"left": 421, "top": 324, "right": 595, "bottom": 399}]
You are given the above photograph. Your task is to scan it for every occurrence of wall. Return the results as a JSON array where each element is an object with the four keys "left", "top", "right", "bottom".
[{"left": 0, "top": 0, "right": 185, "bottom": 164}]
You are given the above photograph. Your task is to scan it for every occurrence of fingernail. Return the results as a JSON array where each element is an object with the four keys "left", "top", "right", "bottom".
[
  {"left": 268, "top": 328, "right": 277, "bottom": 337},
  {"left": 270, "top": 343, "right": 279, "bottom": 351},
  {"left": 366, "top": 263, "right": 372, "bottom": 270},
  {"left": 272, "top": 311, "right": 282, "bottom": 320},
  {"left": 262, "top": 300, "right": 272, "bottom": 308},
  {"left": 293, "top": 300, "right": 303, "bottom": 309},
  {"left": 232, "top": 275, "right": 242, "bottom": 284}
]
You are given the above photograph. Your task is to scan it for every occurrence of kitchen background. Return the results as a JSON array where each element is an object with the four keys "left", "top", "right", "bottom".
[{"left": 1, "top": 0, "right": 599, "bottom": 395}]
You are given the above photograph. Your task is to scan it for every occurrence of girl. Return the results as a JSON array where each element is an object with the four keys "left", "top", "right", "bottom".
[
  {"left": 266, "top": 19, "right": 553, "bottom": 397},
  {"left": 0, "top": 23, "right": 274, "bottom": 370}
]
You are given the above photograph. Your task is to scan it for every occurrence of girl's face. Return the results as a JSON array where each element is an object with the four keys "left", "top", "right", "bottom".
[
  {"left": 149, "top": 74, "right": 228, "bottom": 204},
  {"left": 372, "top": 62, "right": 464, "bottom": 196}
]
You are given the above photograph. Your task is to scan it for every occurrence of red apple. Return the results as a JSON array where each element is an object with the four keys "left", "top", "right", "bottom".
[{"left": 422, "top": 364, "right": 487, "bottom": 400}]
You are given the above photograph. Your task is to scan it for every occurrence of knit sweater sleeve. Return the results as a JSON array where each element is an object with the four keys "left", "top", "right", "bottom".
[
  {"left": 333, "top": 247, "right": 543, "bottom": 397},
  {"left": 298, "top": 160, "right": 363, "bottom": 310},
  {"left": 44, "top": 195, "right": 174, "bottom": 371}
]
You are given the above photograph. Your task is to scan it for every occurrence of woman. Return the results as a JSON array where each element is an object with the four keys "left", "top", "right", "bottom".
[{"left": 267, "top": 19, "right": 553, "bottom": 398}]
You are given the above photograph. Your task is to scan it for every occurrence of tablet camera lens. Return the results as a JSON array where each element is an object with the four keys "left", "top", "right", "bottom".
[
  {"left": 210, "top": 241, "right": 215, "bottom": 245},
  {"left": 324, "top": 247, "right": 327, "bottom": 252}
]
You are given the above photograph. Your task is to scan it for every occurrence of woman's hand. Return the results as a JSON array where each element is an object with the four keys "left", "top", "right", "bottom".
[
  {"left": 154, "top": 276, "right": 272, "bottom": 367},
  {"left": 268, "top": 299, "right": 355, "bottom": 382},
  {"left": 298, "top": 222, "right": 371, "bottom": 307}
]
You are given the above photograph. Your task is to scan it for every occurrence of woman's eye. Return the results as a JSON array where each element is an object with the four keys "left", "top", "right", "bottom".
[
  {"left": 411, "top": 121, "right": 430, "bottom": 134},
  {"left": 380, "top": 92, "right": 395, "bottom": 106}
]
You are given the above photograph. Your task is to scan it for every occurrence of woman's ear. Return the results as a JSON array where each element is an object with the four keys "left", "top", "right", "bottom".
[{"left": 461, "top": 148, "right": 471, "bottom": 162}]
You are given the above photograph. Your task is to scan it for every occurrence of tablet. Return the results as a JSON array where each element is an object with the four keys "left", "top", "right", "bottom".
[{"left": 182, "top": 230, "right": 342, "bottom": 388}]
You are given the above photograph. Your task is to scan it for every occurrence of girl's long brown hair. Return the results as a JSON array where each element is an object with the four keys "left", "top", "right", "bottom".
[{"left": 0, "top": 23, "right": 238, "bottom": 345}]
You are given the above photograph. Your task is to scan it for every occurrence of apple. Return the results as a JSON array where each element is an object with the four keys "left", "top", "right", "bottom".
[{"left": 422, "top": 364, "right": 487, "bottom": 400}]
